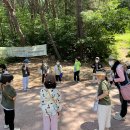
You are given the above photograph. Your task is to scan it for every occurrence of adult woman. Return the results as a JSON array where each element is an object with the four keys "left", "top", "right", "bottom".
[
  {"left": 108, "top": 55, "right": 128, "bottom": 120},
  {"left": 91, "top": 57, "right": 103, "bottom": 82},
  {"left": 40, "top": 61, "right": 49, "bottom": 84},
  {"left": 21, "top": 59, "right": 30, "bottom": 91},
  {"left": 1, "top": 74, "right": 17, "bottom": 130},
  {"left": 54, "top": 61, "right": 62, "bottom": 83},
  {"left": 74, "top": 57, "right": 81, "bottom": 82},
  {"left": 40, "top": 74, "right": 62, "bottom": 130}
]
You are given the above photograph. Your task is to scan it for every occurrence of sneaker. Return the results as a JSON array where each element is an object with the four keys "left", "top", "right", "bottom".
[
  {"left": 115, "top": 112, "right": 120, "bottom": 116},
  {"left": 23, "top": 90, "right": 27, "bottom": 92},
  {"left": 14, "top": 128, "right": 20, "bottom": 130},
  {"left": 4, "top": 125, "right": 9, "bottom": 129},
  {"left": 128, "top": 103, "right": 130, "bottom": 106},
  {"left": 113, "top": 114, "right": 125, "bottom": 121}
]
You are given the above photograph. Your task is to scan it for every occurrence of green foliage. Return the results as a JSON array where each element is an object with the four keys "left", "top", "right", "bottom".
[
  {"left": 0, "top": 57, "right": 23, "bottom": 64},
  {"left": 0, "top": 0, "right": 130, "bottom": 61},
  {"left": 127, "top": 51, "right": 130, "bottom": 57},
  {"left": 0, "top": 57, "right": 7, "bottom": 64}
]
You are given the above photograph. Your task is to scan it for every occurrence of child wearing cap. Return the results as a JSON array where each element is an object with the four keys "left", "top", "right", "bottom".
[
  {"left": 54, "top": 61, "right": 62, "bottom": 83},
  {"left": 22, "top": 59, "right": 30, "bottom": 91},
  {"left": 91, "top": 57, "right": 103, "bottom": 82},
  {"left": 95, "top": 71, "right": 111, "bottom": 130}
]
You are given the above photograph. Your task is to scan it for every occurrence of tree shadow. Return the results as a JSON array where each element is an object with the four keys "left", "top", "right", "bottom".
[{"left": 80, "top": 118, "right": 130, "bottom": 130}]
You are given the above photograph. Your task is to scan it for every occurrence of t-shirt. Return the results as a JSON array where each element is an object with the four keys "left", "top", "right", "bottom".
[
  {"left": 98, "top": 80, "right": 111, "bottom": 105},
  {"left": 1, "top": 85, "right": 16, "bottom": 110},
  {"left": 54, "top": 65, "right": 62, "bottom": 75}
]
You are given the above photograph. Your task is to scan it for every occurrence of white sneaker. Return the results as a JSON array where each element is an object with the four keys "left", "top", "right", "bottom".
[
  {"left": 4, "top": 125, "right": 9, "bottom": 129},
  {"left": 14, "top": 128, "right": 20, "bottom": 130},
  {"left": 128, "top": 103, "right": 130, "bottom": 106},
  {"left": 113, "top": 114, "right": 125, "bottom": 121},
  {"left": 115, "top": 112, "right": 120, "bottom": 116}
]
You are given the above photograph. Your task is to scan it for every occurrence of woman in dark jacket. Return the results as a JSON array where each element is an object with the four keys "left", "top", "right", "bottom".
[
  {"left": 108, "top": 55, "right": 128, "bottom": 121},
  {"left": 91, "top": 57, "right": 103, "bottom": 82}
]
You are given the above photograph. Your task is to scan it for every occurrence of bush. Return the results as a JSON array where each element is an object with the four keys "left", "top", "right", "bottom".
[
  {"left": 127, "top": 51, "right": 130, "bottom": 57},
  {"left": 0, "top": 57, "right": 23, "bottom": 64}
]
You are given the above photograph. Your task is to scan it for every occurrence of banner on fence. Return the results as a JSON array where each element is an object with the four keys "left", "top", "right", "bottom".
[{"left": 0, "top": 44, "right": 47, "bottom": 57}]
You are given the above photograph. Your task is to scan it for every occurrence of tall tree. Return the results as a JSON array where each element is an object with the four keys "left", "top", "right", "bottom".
[
  {"left": 76, "top": 0, "right": 83, "bottom": 38},
  {"left": 38, "top": 0, "right": 61, "bottom": 60},
  {"left": 2, "top": 0, "right": 26, "bottom": 46},
  {"left": 76, "top": 0, "right": 84, "bottom": 58},
  {"left": 50, "top": 0, "right": 57, "bottom": 18}
]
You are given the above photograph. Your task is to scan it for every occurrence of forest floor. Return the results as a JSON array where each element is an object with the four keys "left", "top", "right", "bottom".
[{"left": 0, "top": 62, "right": 130, "bottom": 130}]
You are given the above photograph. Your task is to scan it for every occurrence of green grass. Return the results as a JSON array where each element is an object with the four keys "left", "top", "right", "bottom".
[
  {"left": 112, "top": 31, "right": 130, "bottom": 60},
  {"left": 115, "top": 31, "right": 130, "bottom": 48}
]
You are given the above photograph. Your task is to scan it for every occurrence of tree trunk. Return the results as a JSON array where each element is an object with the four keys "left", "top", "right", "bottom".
[
  {"left": 76, "top": 0, "right": 84, "bottom": 58},
  {"left": 50, "top": 0, "right": 57, "bottom": 18},
  {"left": 0, "top": 21, "right": 5, "bottom": 45},
  {"left": 6, "top": 10, "right": 16, "bottom": 41},
  {"left": 64, "top": 0, "right": 68, "bottom": 15},
  {"left": 28, "top": 0, "right": 36, "bottom": 45},
  {"left": 38, "top": 2, "right": 61, "bottom": 60},
  {"left": 76, "top": 0, "right": 83, "bottom": 38},
  {"left": 3, "top": 0, "right": 26, "bottom": 46}
]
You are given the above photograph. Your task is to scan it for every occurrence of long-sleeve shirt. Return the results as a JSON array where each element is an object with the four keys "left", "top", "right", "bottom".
[
  {"left": 114, "top": 65, "right": 125, "bottom": 83},
  {"left": 41, "top": 65, "right": 49, "bottom": 74},
  {"left": 22, "top": 65, "right": 30, "bottom": 77},
  {"left": 40, "top": 88, "right": 62, "bottom": 116},
  {"left": 91, "top": 63, "right": 103, "bottom": 73},
  {"left": 74, "top": 61, "right": 81, "bottom": 72},
  {"left": 54, "top": 65, "right": 62, "bottom": 75}
]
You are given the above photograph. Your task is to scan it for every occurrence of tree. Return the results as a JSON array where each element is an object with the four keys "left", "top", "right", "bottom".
[
  {"left": 2, "top": 0, "right": 26, "bottom": 46},
  {"left": 38, "top": 0, "right": 61, "bottom": 60}
]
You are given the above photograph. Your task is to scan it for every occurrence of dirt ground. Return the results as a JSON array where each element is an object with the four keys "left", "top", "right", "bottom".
[{"left": 0, "top": 62, "right": 130, "bottom": 130}]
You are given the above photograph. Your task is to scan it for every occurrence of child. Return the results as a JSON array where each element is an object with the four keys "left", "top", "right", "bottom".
[
  {"left": 91, "top": 57, "right": 103, "bottom": 82},
  {"left": 22, "top": 58, "right": 30, "bottom": 91},
  {"left": 74, "top": 57, "right": 81, "bottom": 82},
  {"left": 40, "top": 61, "right": 49, "bottom": 84},
  {"left": 1, "top": 74, "right": 17, "bottom": 130},
  {"left": 95, "top": 71, "right": 111, "bottom": 130},
  {"left": 54, "top": 61, "right": 62, "bottom": 83},
  {"left": 40, "top": 74, "right": 62, "bottom": 130}
]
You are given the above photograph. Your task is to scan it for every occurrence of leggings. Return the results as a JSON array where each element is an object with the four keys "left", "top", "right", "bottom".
[{"left": 43, "top": 114, "right": 58, "bottom": 130}]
